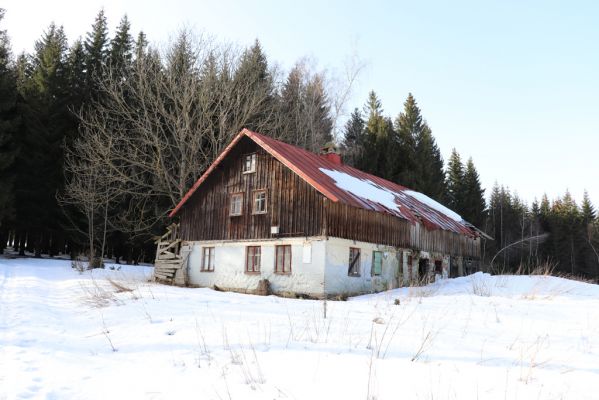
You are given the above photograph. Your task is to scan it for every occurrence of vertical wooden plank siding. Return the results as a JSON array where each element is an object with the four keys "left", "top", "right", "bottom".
[{"left": 180, "top": 138, "right": 327, "bottom": 242}]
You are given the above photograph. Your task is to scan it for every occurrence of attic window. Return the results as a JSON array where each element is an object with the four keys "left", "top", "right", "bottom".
[
  {"left": 243, "top": 153, "right": 256, "bottom": 173},
  {"left": 230, "top": 193, "right": 243, "bottom": 216},
  {"left": 253, "top": 190, "right": 267, "bottom": 214}
]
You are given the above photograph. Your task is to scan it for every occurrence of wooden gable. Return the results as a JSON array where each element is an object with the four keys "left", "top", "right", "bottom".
[{"left": 179, "top": 136, "right": 327, "bottom": 241}]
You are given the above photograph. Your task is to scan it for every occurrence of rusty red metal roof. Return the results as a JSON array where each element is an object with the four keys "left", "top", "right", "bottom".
[{"left": 170, "top": 128, "right": 479, "bottom": 237}]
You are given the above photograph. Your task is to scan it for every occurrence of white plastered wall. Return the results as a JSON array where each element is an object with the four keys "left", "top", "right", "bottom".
[
  {"left": 323, "top": 237, "right": 403, "bottom": 296},
  {"left": 185, "top": 237, "right": 327, "bottom": 297},
  {"left": 183, "top": 235, "right": 460, "bottom": 297}
]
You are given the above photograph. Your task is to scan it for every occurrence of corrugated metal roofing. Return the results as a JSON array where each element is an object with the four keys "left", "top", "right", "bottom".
[{"left": 170, "top": 128, "right": 479, "bottom": 237}]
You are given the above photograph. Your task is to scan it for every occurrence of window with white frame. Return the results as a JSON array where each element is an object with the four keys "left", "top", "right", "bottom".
[
  {"left": 253, "top": 190, "right": 267, "bottom": 214},
  {"left": 230, "top": 193, "right": 243, "bottom": 216},
  {"left": 243, "top": 153, "right": 256, "bottom": 173},
  {"left": 201, "top": 247, "right": 215, "bottom": 272}
]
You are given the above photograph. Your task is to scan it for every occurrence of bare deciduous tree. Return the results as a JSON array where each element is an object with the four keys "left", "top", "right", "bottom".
[
  {"left": 67, "top": 31, "right": 283, "bottom": 235},
  {"left": 62, "top": 30, "right": 360, "bottom": 261}
]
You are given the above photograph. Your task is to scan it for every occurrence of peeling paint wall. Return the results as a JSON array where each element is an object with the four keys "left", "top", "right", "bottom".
[
  {"left": 184, "top": 235, "right": 465, "bottom": 297},
  {"left": 323, "top": 237, "right": 401, "bottom": 296}
]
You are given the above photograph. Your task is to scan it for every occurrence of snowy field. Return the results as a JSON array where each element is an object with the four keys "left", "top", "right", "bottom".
[{"left": 1, "top": 257, "right": 599, "bottom": 400}]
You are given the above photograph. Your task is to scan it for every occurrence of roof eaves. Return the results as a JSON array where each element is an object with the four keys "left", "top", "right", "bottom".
[
  {"left": 168, "top": 129, "right": 247, "bottom": 217},
  {"left": 245, "top": 130, "right": 340, "bottom": 203}
]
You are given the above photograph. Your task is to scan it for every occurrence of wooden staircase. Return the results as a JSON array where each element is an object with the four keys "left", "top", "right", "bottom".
[{"left": 153, "top": 223, "right": 186, "bottom": 285}]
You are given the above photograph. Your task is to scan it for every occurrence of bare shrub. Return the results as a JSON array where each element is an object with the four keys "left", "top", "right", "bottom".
[
  {"left": 470, "top": 274, "right": 492, "bottom": 297},
  {"left": 513, "top": 261, "right": 556, "bottom": 276},
  {"left": 100, "top": 313, "right": 118, "bottom": 352},
  {"left": 519, "top": 335, "right": 550, "bottom": 384},
  {"left": 71, "top": 257, "right": 87, "bottom": 274},
  {"left": 80, "top": 277, "right": 120, "bottom": 308},
  {"left": 411, "top": 330, "right": 436, "bottom": 362},
  {"left": 406, "top": 277, "right": 439, "bottom": 300},
  {"left": 107, "top": 278, "right": 134, "bottom": 293}
]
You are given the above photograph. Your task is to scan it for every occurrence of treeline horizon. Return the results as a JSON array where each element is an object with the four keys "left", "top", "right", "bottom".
[{"left": 0, "top": 8, "right": 597, "bottom": 279}]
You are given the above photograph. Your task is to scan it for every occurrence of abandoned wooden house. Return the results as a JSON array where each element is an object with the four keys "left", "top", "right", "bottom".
[{"left": 155, "top": 128, "right": 487, "bottom": 297}]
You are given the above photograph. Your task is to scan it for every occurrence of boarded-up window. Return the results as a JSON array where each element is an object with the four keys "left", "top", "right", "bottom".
[
  {"left": 243, "top": 153, "right": 256, "bottom": 173},
  {"left": 275, "top": 245, "right": 291, "bottom": 274},
  {"left": 230, "top": 193, "right": 243, "bottom": 216},
  {"left": 253, "top": 190, "right": 267, "bottom": 214},
  {"left": 372, "top": 251, "right": 383, "bottom": 276},
  {"left": 348, "top": 247, "right": 361, "bottom": 276},
  {"left": 246, "top": 246, "right": 261, "bottom": 273},
  {"left": 201, "top": 247, "right": 215, "bottom": 271},
  {"left": 407, "top": 255, "right": 413, "bottom": 277}
]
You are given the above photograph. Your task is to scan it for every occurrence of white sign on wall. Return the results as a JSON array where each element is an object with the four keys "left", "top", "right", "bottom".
[{"left": 303, "top": 243, "right": 312, "bottom": 263}]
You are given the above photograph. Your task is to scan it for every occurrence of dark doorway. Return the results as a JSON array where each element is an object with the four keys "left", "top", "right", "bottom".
[
  {"left": 418, "top": 258, "right": 429, "bottom": 280},
  {"left": 434, "top": 260, "right": 443, "bottom": 275},
  {"left": 450, "top": 257, "right": 459, "bottom": 278}
]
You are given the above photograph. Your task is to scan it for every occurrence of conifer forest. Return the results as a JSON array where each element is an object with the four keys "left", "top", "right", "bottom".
[{"left": 0, "top": 8, "right": 597, "bottom": 279}]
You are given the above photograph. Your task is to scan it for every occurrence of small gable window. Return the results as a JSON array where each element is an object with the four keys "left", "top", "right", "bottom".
[
  {"left": 253, "top": 190, "right": 267, "bottom": 214},
  {"left": 230, "top": 193, "right": 243, "bottom": 216},
  {"left": 243, "top": 153, "right": 256, "bottom": 173}
]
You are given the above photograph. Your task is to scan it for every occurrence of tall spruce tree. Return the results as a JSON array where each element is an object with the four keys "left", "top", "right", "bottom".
[
  {"left": 389, "top": 94, "right": 418, "bottom": 187},
  {"left": 551, "top": 191, "right": 581, "bottom": 274},
  {"left": 84, "top": 9, "right": 109, "bottom": 99},
  {"left": 461, "top": 157, "right": 486, "bottom": 227},
  {"left": 577, "top": 191, "right": 597, "bottom": 276},
  {"left": 580, "top": 191, "right": 599, "bottom": 276},
  {"left": 13, "top": 23, "right": 69, "bottom": 256},
  {"left": 414, "top": 123, "right": 446, "bottom": 202},
  {"left": 341, "top": 108, "right": 365, "bottom": 167},
  {"left": 361, "top": 91, "right": 391, "bottom": 176},
  {"left": 66, "top": 39, "right": 85, "bottom": 101},
  {"left": 135, "top": 31, "right": 148, "bottom": 62},
  {"left": 0, "top": 8, "right": 19, "bottom": 252},
  {"left": 303, "top": 73, "right": 333, "bottom": 151},
  {"left": 390, "top": 93, "right": 446, "bottom": 201},
  {"left": 233, "top": 39, "right": 277, "bottom": 137},
  {"left": 446, "top": 148, "right": 465, "bottom": 213},
  {"left": 109, "top": 15, "right": 133, "bottom": 77},
  {"left": 581, "top": 190, "right": 596, "bottom": 223},
  {"left": 279, "top": 64, "right": 333, "bottom": 151},
  {"left": 280, "top": 65, "right": 303, "bottom": 143}
]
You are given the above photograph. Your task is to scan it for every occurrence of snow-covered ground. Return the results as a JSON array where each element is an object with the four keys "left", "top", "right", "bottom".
[{"left": 1, "top": 257, "right": 599, "bottom": 400}]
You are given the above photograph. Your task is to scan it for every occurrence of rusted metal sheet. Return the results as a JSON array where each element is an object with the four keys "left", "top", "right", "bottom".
[{"left": 176, "top": 134, "right": 481, "bottom": 258}]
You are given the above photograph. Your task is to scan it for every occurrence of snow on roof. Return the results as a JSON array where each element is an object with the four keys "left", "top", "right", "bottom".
[
  {"left": 319, "top": 168, "right": 402, "bottom": 214},
  {"left": 404, "top": 190, "right": 463, "bottom": 222},
  {"left": 170, "top": 129, "right": 479, "bottom": 237}
]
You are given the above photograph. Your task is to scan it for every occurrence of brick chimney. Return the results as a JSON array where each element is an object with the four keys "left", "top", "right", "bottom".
[{"left": 320, "top": 142, "right": 342, "bottom": 165}]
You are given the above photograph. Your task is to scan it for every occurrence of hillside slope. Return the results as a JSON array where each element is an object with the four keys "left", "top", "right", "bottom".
[{"left": 1, "top": 257, "right": 598, "bottom": 399}]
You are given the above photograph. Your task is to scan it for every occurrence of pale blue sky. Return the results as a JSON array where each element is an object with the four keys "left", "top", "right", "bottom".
[{"left": 5, "top": 0, "right": 598, "bottom": 205}]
